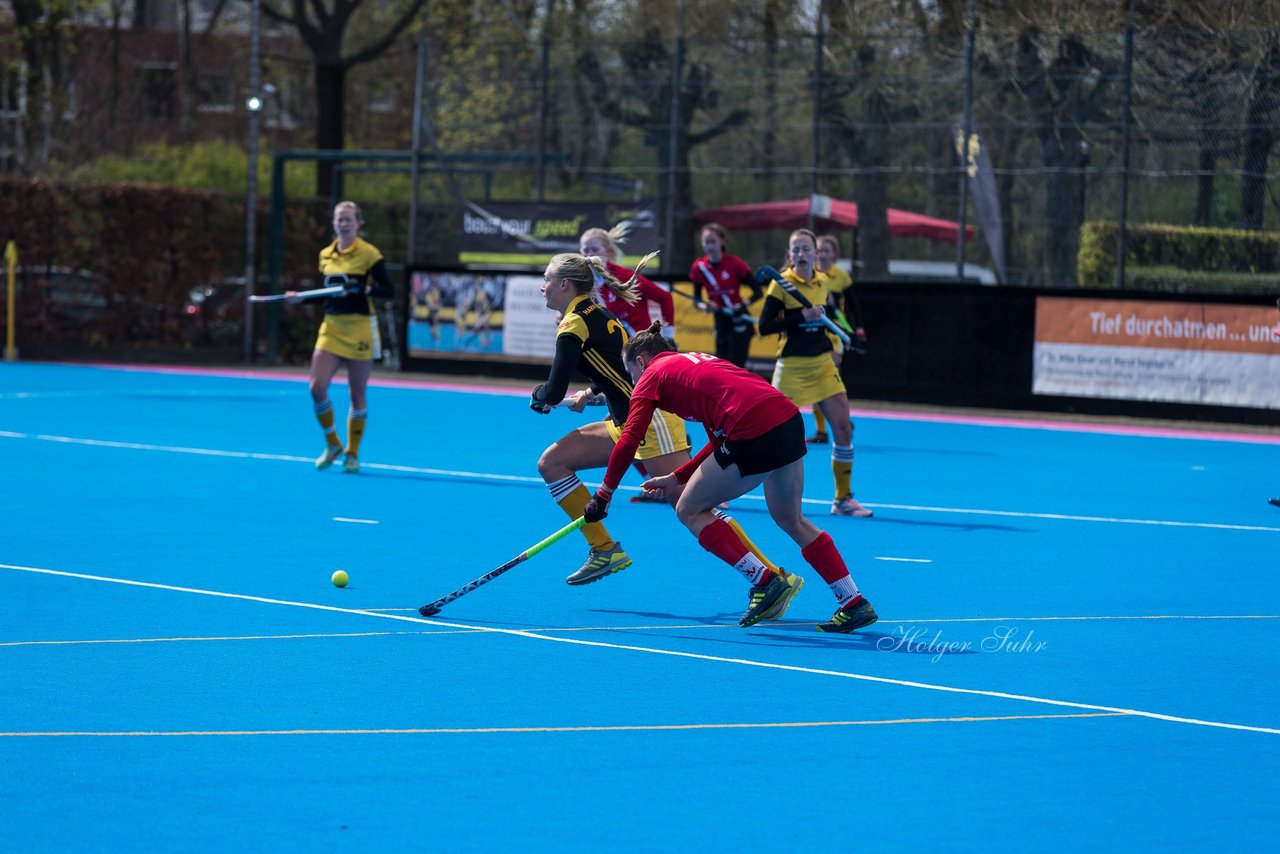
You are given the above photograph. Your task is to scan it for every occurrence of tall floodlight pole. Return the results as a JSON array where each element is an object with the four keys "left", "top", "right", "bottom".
[
  {"left": 536, "top": 0, "right": 553, "bottom": 202},
  {"left": 243, "top": 0, "right": 262, "bottom": 363},
  {"left": 408, "top": 27, "right": 427, "bottom": 267},
  {"left": 1115, "top": 0, "right": 1135, "bottom": 288},
  {"left": 810, "top": 6, "right": 825, "bottom": 231},
  {"left": 663, "top": 0, "right": 686, "bottom": 272},
  {"left": 954, "top": 0, "right": 976, "bottom": 281}
]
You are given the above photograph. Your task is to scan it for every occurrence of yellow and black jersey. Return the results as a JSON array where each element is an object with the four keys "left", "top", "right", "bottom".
[
  {"left": 824, "top": 265, "right": 852, "bottom": 298},
  {"left": 756, "top": 268, "right": 840, "bottom": 358},
  {"left": 318, "top": 237, "right": 395, "bottom": 316},
  {"left": 822, "top": 265, "right": 864, "bottom": 331},
  {"left": 532, "top": 294, "right": 633, "bottom": 427}
]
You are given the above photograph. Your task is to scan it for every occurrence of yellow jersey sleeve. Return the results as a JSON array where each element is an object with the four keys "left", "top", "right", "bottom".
[{"left": 556, "top": 312, "right": 590, "bottom": 344}]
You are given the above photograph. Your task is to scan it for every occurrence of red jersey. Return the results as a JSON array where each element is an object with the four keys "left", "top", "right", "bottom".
[
  {"left": 601, "top": 351, "right": 797, "bottom": 491},
  {"left": 595, "top": 261, "right": 675, "bottom": 335},
  {"left": 688, "top": 254, "right": 756, "bottom": 309}
]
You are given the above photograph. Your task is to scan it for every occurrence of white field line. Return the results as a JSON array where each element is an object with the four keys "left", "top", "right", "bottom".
[
  {"left": 2, "top": 562, "right": 1278, "bottom": 737},
  {"left": 2, "top": 712, "right": 1126, "bottom": 738},
  {"left": 1, "top": 430, "right": 1276, "bottom": 532},
  {"left": 5, "top": 611, "right": 1277, "bottom": 647}
]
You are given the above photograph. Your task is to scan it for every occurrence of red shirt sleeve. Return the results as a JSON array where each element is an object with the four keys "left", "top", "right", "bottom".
[
  {"left": 674, "top": 440, "right": 717, "bottom": 483},
  {"left": 638, "top": 275, "right": 675, "bottom": 325},
  {"left": 601, "top": 392, "right": 658, "bottom": 492}
]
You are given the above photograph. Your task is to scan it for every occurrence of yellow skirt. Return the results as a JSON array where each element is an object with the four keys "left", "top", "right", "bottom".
[
  {"left": 771, "top": 352, "right": 846, "bottom": 407},
  {"left": 605, "top": 408, "right": 691, "bottom": 460},
  {"left": 316, "top": 314, "right": 379, "bottom": 361}
]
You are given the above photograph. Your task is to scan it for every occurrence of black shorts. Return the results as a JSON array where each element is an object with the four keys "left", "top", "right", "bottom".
[{"left": 713, "top": 412, "right": 806, "bottom": 477}]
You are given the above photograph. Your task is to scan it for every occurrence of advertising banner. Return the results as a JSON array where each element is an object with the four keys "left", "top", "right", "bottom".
[
  {"left": 407, "top": 270, "right": 559, "bottom": 362},
  {"left": 1033, "top": 296, "right": 1280, "bottom": 409},
  {"left": 667, "top": 281, "right": 780, "bottom": 371},
  {"left": 458, "top": 200, "right": 659, "bottom": 267},
  {"left": 407, "top": 271, "right": 786, "bottom": 370}
]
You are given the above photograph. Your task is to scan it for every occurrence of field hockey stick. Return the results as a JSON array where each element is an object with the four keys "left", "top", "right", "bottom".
[
  {"left": 756, "top": 265, "right": 852, "bottom": 346},
  {"left": 418, "top": 517, "right": 586, "bottom": 617},
  {"left": 682, "top": 263, "right": 757, "bottom": 323},
  {"left": 553, "top": 391, "right": 606, "bottom": 409},
  {"left": 664, "top": 281, "right": 719, "bottom": 314},
  {"left": 829, "top": 305, "right": 869, "bottom": 355},
  {"left": 247, "top": 285, "right": 345, "bottom": 303},
  {"left": 696, "top": 261, "right": 759, "bottom": 324}
]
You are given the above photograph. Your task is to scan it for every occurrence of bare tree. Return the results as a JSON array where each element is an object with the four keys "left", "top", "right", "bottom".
[
  {"left": 821, "top": 43, "right": 895, "bottom": 281},
  {"left": 1013, "top": 28, "right": 1118, "bottom": 286},
  {"left": 8, "top": 0, "right": 85, "bottom": 172},
  {"left": 1240, "top": 37, "right": 1280, "bottom": 230},
  {"left": 577, "top": 24, "right": 749, "bottom": 271},
  {"left": 258, "top": 0, "right": 424, "bottom": 196},
  {"left": 176, "top": 0, "right": 234, "bottom": 143}
]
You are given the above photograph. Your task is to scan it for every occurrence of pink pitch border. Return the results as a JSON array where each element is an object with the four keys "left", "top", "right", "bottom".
[{"left": 83, "top": 362, "right": 1280, "bottom": 446}]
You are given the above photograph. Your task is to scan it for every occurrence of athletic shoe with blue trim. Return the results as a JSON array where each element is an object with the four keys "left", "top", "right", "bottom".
[
  {"left": 816, "top": 597, "right": 878, "bottom": 633},
  {"left": 759, "top": 570, "right": 804, "bottom": 622},
  {"left": 343, "top": 453, "right": 360, "bottom": 474},
  {"left": 315, "top": 444, "right": 343, "bottom": 470},
  {"left": 566, "top": 542, "right": 632, "bottom": 586},
  {"left": 740, "top": 571, "right": 795, "bottom": 627}
]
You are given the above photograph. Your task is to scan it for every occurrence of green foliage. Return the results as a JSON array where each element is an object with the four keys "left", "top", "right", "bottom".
[
  {"left": 1122, "top": 266, "right": 1280, "bottom": 295},
  {"left": 55, "top": 141, "right": 317, "bottom": 199},
  {"left": 0, "top": 176, "right": 337, "bottom": 359},
  {"left": 1079, "top": 220, "right": 1280, "bottom": 292}
]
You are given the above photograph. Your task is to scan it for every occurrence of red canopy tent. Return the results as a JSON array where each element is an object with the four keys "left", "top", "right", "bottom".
[{"left": 692, "top": 198, "right": 974, "bottom": 243}]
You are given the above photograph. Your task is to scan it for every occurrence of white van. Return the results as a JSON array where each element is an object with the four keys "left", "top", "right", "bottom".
[{"left": 838, "top": 259, "right": 998, "bottom": 285}]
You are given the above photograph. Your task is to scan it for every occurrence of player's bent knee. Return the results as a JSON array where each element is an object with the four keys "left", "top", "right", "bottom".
[
  {"left": 673, "top": 502, "right": 707, "bottom": 532},
  {"left": 535, "top": 447, "right": 560, "bottom": 478}
]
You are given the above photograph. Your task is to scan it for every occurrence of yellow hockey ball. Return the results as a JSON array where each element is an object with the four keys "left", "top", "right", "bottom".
[{"left": 331, "top": 570, "right": 349, "bottom": 588}]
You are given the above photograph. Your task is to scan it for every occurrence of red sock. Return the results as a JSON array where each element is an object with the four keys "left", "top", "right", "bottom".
[
  {"left": 800, "top": 531, "right": 850, "bottom": 585},
  {"left": 699, "top": 519, "right": 771, "bottom": 584},
  {"left": 697, "top": 519, "right": 749, "bottom": 565}
]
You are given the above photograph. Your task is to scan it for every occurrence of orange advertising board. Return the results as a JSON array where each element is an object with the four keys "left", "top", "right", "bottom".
[
  {"left": 1035, "top": 297, "right": 1279, "bottom": 354},
  {"left": 1033, "top": 296, "right": 1280, "bottom": 409}
]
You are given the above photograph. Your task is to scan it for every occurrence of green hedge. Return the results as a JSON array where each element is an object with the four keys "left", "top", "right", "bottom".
[
  {"left": 1079, "top": 221, "right": 1280, "bottom": 293},
  {"left": 0, "top": 177, "right": 354, "bottom": 360}
]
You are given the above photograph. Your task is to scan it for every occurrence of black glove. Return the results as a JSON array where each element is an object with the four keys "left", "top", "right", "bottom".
[
  {"left": 582, "top": 489, "right": 611, "bottom": 523},
  {"left": 530, "top": 391, "right": 551, "bottom": 413}
]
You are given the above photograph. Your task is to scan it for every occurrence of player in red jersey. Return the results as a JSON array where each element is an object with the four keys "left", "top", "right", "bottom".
[
  {"left": 580, "top": 223, "right": 677, "bottom": 503},
  {"left": 582, "top": 321, "right": 878, "bottom": 634},
  {"left": 688, "top": 223, "right": 762, "bottom": 368},
  {"left": 579, "top": 225, "right": 676, "bottom": 342}
]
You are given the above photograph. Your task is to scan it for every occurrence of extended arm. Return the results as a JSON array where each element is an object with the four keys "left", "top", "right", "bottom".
[{"left": 530, "top": 335, "right": 584, "bottom": 411}]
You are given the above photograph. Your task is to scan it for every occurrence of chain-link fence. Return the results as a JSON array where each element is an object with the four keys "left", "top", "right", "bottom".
[
  {"left": 5, "top": 8, "right": 1280, "bottom": 293},
  {"left": 374, "top": 13, "right": 1280, "bottom": 288}
]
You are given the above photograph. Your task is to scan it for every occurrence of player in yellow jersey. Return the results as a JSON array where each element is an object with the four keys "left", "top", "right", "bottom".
[
  {"left": 285, "top": 201, "right": 394, "bottom": 474},
  {"left": 531, "top": 252, "right": 690, "bottom": 584},
  {"left": 809, "top": 233, "right": 868, "bottom": 443},
  {"left": 757, "top": 229, "right": 872, "bottom": 517}
]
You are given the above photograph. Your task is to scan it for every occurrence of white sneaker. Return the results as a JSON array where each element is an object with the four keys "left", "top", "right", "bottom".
[
  {"left": 831, "top": 495, "right": 873, "bottom": 517},
  {"left": 315, "top": 444, "right": 343, "bottom": 470}
]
